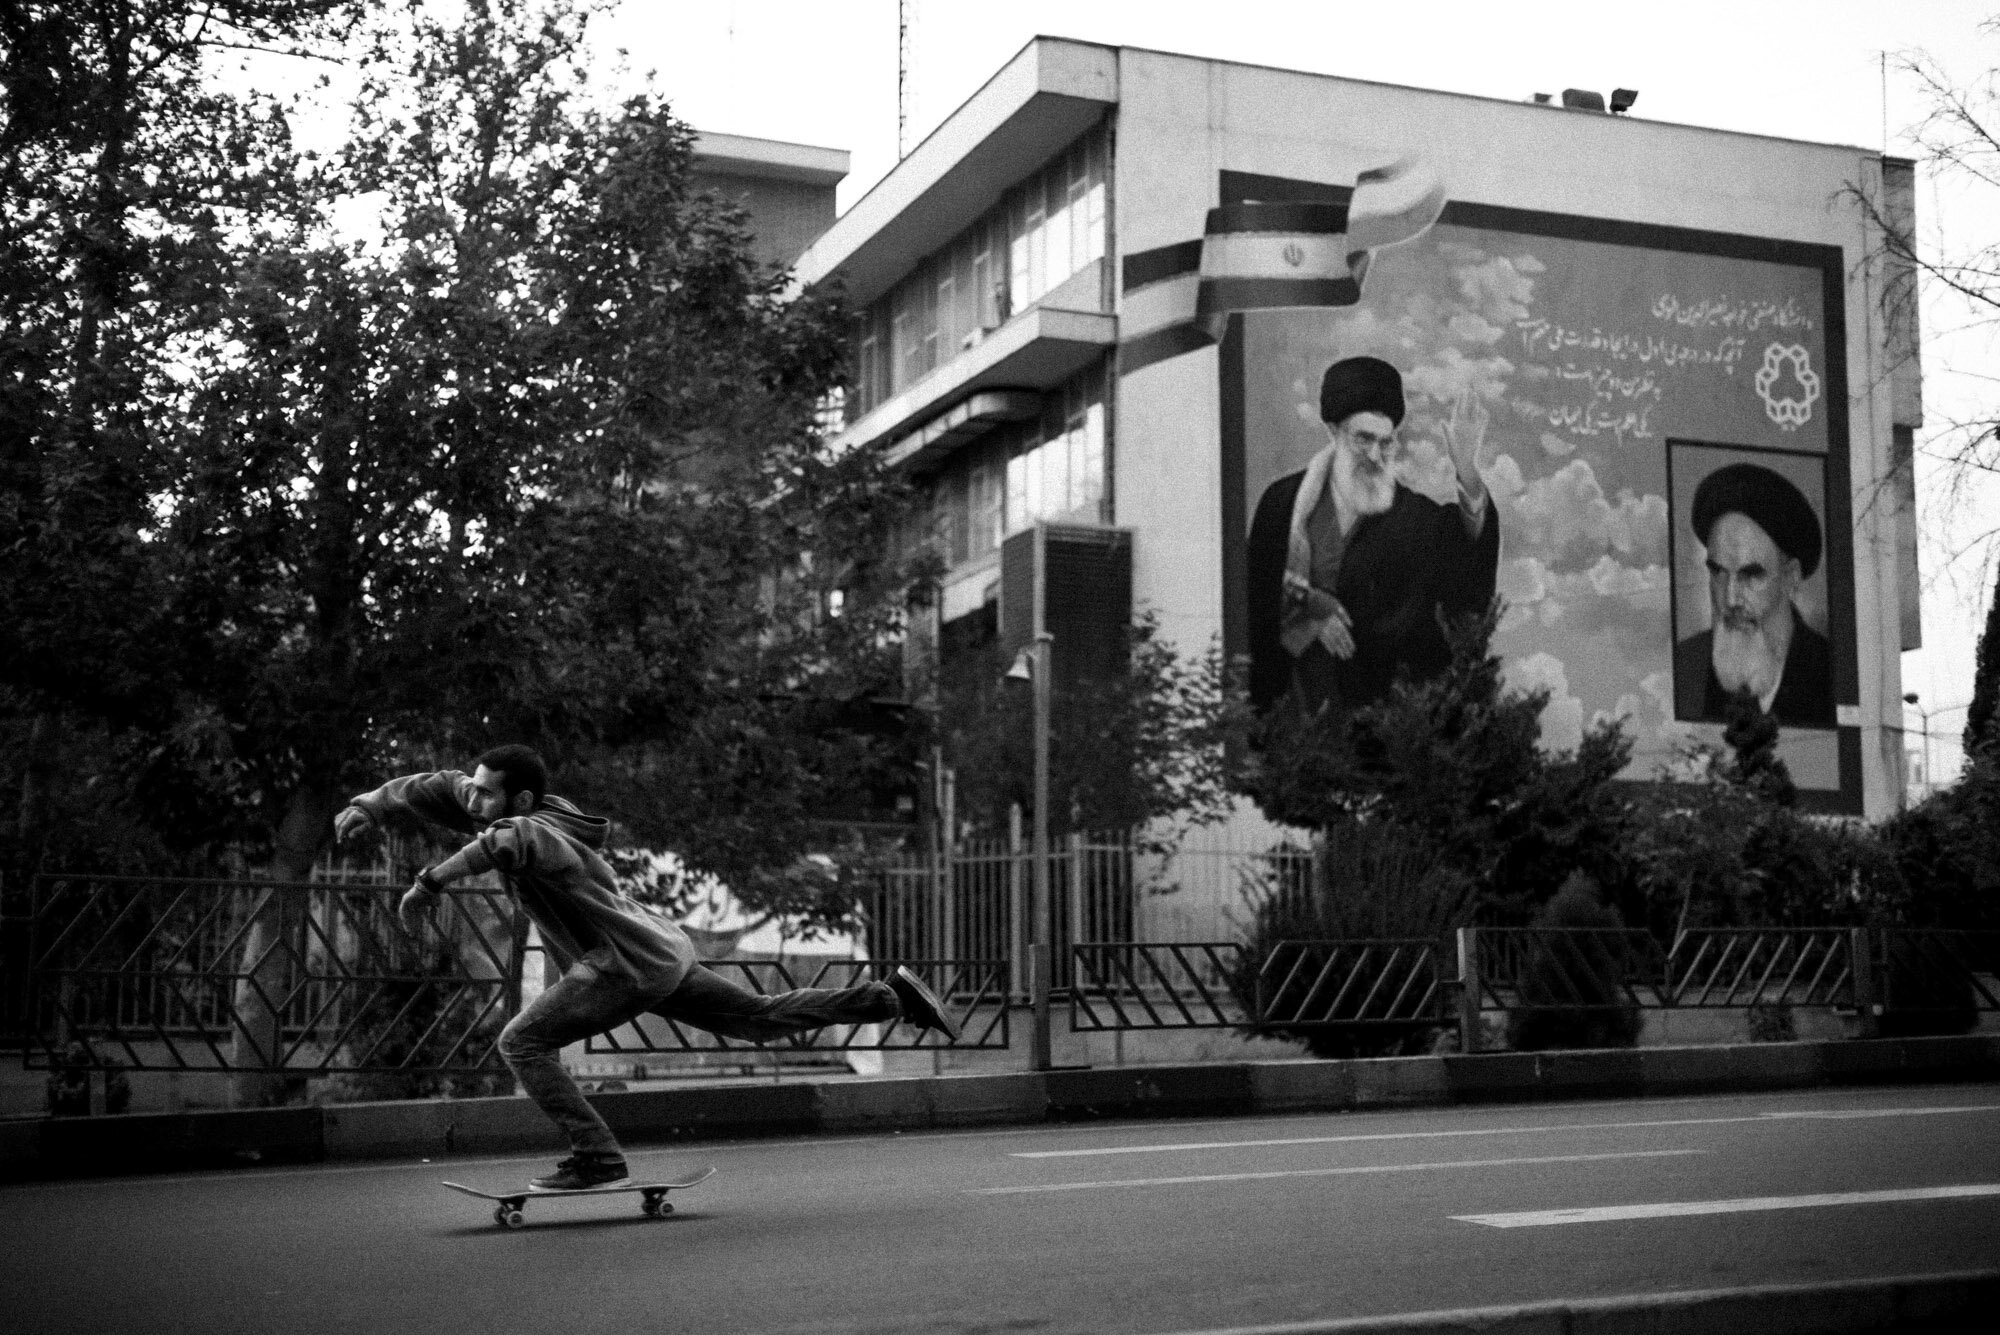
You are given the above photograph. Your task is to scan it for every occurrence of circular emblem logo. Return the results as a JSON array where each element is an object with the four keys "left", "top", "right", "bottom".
[
  {"left": 1281, "top": 241, "right": 1305, "bottom": 268},
  {"left": 1753, "top": 342, "right": 1820, "bottom": 431}
]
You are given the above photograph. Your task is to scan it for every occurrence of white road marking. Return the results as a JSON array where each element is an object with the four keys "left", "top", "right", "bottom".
[
  {"left": 1455, "top": 1183, "right": 2000, "bottom": 1228},
  {"left": 1012, "top": 1103, "right": 2000, "bottom": 1159},
  {"left": 1759, "top": 1105, "right": 2000, "bottom": 1120},
  {"left": 970, "top": 1148, "right": 1703, "bottom": 1195}
]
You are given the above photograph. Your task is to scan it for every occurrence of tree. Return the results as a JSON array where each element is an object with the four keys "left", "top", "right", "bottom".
[
  {"left": 143, "top": 0, "right": 909, "bottom": 877},
  {"left": 7, "top": 0, "right": 910, "bottom": 878},
  {"left": 5, "top": 0, "right": 914, "bottom": 1099},
  {"left": 1967, "top": 571, "right": 2000, "bottom": 757},
  {"left": 1860, "top": 24, "right": 2000, "bottom": 556},
  {"left": 934, "top": 612, "right": 1242, "bottom": 843},
  {"left": 0, "top": 1, "right": 360, "bottom": 870}
]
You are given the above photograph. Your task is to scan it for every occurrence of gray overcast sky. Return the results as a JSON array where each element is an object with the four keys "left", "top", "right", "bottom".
[{"left": 288, "top": 1, "right": 2000, "bottom": 780}]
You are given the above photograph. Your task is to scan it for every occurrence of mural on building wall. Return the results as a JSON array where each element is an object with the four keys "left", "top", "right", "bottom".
[{"left": 1171, "top": 167, "right": 1855, "bottom": 807}]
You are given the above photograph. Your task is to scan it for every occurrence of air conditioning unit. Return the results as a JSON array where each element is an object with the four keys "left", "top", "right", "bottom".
[{"left": 999, "top": 524, "right": 1133, "bottom": 693}]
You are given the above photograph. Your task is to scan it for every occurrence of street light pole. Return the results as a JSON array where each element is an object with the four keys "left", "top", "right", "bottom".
[
  {"left": 1029, "top": 632, "right": 1053, "bottom": 1072},
  {"left": 1903, "top": 691, "right": 1933, "bottom": 798},
  {"left": 1005, "top": 632, "right": 1055, "bottom": 1071}
]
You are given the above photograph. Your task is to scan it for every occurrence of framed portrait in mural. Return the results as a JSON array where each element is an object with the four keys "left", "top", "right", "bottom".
[
  {"left": 1666, "top": 441, "right": 1835, "bottom": 729},
  {"left": 1211, "top": 170, "right": 1862, "bottom": 812}
]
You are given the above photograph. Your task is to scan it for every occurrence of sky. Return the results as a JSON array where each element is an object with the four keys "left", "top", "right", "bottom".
[{"left": 578, "top": 0, "right": 2000, "bottom": 789}]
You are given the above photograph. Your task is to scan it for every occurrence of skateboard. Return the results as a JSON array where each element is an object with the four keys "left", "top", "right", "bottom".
[{"left": 443, "top": 1166, "right": 715, "bottom": 1229}]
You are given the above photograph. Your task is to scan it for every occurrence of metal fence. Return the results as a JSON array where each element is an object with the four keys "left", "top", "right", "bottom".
[
  {"left": 857, "top": 828, "right": 1140, "bottom": 994},
  {"left": 13, "top": 861, "right": 1997, "bottom": 1074},
  {"left": 19, "top": 873, "right": 525, "bottom": 1075},
  {"left": 1062, "top": 926, "right": 2000, "bottom": 1045},
  {"left": 14, "top": 874, "right": 1006, "bottom": 1072}
]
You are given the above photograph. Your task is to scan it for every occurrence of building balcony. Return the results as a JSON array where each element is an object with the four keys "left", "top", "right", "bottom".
[{"left": 830, "top": 304, "right": 1118, "bottom": 470}]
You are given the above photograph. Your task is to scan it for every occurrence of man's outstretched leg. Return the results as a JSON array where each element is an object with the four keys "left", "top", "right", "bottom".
[
  {"left": 497, "top": 966, "right": 654, "bottom": 1189},
  {"left": 649, "top": 964, "right": 960, "bottom": 1043}
]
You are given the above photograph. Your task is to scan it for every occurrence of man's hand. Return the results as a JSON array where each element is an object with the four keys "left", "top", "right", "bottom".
[
  {"left": 398, "top": 884, "right": 437, "bottom": 936},
  {"left": 334, "top": 805, "right": 372, "bottom": 843},
  {"left": 1284, "top": 572, "right": 1356, "bottom": 660},
  {"left": 1316, "top": 600, "right": 1356, "bottom": 660},
  {"left": 1444, "top": 385, "right": 1492, "bottom": 506}
]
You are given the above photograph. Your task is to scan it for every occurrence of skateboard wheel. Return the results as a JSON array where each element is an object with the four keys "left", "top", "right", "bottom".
[
  {"left": 500, "top": 1208, "right": 525, "bottom": 1229},
  {"left": 493, "top": 1205, "right": 508, "bottom": 1227},
  {"left": 657, "top": 1200, "right": 674, "bottom": 1216}
]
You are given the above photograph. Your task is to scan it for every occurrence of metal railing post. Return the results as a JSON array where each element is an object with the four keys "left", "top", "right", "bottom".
[
  {"left": 1456, "top": 925, "right": 1482, "bottom": 1053},
  {"left": 1850, "top": 925, "right": 1881, "bottom": 1039}
]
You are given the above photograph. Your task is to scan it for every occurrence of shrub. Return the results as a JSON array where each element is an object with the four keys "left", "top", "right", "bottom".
[
  {"left": 1505, "top": 873, "right": 1643, "bottom": 1051},
  {"left": 1232, "top": 817, "right": 1473, "bottom": 1059}
]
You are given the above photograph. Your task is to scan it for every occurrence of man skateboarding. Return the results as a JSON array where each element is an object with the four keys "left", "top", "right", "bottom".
[{"left": 335, "top": 744, "right": 959, "bottom": 1191}]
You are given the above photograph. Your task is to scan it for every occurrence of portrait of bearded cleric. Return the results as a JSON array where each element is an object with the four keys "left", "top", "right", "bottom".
[
  {"left": 1246, "top": 355, "right": 1501, "bottom": 719},
  {"left": 1671, "top": 458, "right": 1835, "bottom": 728}
]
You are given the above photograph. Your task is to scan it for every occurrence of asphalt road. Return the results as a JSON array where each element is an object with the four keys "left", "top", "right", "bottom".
[{"left": 5, "top": 1081, "right": 1999, "bottom": 1335}]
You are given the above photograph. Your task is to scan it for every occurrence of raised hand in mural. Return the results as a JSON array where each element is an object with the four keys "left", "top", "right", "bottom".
[{"left": 1444, "top": 385, "right": 1495, "bottom": 534}]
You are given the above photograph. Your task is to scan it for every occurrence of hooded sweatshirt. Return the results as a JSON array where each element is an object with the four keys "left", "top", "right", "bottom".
[{"left": 349, "top": 770, "right": 695, "bottom": 995}]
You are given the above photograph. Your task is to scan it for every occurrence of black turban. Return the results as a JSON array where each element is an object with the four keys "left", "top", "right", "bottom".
[
  {"left": 1691, "top": 462, "right": 1822, "bottom": 579},
  {"left": 1319, "top": 356, "right": 1405, "bottom": 427}
]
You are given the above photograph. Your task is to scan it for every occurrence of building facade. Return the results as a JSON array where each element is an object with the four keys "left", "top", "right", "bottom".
[{"left": 796, "top": 39, "right": 1923, "bottom": 820}]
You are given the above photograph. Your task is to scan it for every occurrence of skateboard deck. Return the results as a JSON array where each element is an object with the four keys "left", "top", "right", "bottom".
[{"left": 443, "top": 1166, "right": 715, "bottom": 1228}]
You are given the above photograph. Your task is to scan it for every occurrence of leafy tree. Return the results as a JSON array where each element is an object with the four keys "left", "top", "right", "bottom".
[
  {"left": 5, "top": 0, "right": 913, "bottom": 1100},
  {"left": 935, "top": 611, "right": 1242, "bottom": 845},
  {"left": 0, "top": 1, "right": 359, "bottom": 871},
  {"left": 1967, "top": 572, "right": 2000, "bottom": 757},
  {"left": 1876, "top": 755, "right": 2000, "bottom": 931},
  {"left": 7, "top": 0, "right": 910, "bottom": 887}
]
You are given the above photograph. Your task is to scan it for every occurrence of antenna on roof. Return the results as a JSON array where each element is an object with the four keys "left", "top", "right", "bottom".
[{"left": 898, "top": 0, "right": 913, "bottom": 159}]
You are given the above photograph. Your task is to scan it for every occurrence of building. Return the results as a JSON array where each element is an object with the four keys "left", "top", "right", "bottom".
[
  {"left": 692, "top": 131, "right": 849, "bottom": 270},
  {"left": 796, "top": 38, "right": 1923, "bottom": 820}
]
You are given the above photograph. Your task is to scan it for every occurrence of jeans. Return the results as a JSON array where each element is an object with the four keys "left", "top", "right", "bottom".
[{"left": 497, "top": 963, "right": 901, "bottom": 1159}]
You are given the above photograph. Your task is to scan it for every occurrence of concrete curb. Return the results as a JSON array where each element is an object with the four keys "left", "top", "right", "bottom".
[
  {"left": 1152, "top": 1268, "right": 2000, "bottom": 1334},
  {"left": 4, "top": 1033, "right": 1998, "bottom": 1183}
]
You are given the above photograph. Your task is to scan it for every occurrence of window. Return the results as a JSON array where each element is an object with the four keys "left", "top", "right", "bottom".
[
  {"left": 1003, "top": 364, "right": 1107, "bottom": 535},
  {"left": 848, "top": 123, "right": 1109, "bottom": 417}
]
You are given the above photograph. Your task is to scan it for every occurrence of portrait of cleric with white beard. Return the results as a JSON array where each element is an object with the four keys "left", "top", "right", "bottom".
[
  {"left": 1672, "top": 460, "right": 1835, "bottom": 728},
  {"left": 1247, "top": 355, "right": 1500, "bottom": 720}
]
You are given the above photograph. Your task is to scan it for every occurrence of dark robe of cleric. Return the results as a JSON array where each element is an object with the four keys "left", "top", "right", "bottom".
[
  {"left": 1248, "top": 356, "right": 1500, "bottom": 716},
  {"left": 1673, "top": 461, "right": 1835, "bottom": 727}
]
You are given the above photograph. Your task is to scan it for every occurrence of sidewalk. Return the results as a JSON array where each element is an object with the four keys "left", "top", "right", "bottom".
[{"left": 5, "top": 1031, "right": 1998, "bottom": 1183}]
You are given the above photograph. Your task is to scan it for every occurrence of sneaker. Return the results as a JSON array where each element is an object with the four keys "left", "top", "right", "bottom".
[
  {"left": 531, "top": 1155, "right": 629, "bottom": 1191},
  {"left": 888, "top": 965, "right": 961, "bottom": 1042}
]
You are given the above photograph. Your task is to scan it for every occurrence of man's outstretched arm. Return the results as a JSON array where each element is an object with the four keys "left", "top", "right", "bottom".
[{"left": 334, "top": 771, "right": 481, "bottom": 844}]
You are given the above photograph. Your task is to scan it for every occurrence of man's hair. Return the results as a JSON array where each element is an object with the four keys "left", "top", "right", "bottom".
[{"left": 475, "top": 745, "right": 548, "bottom": 804}]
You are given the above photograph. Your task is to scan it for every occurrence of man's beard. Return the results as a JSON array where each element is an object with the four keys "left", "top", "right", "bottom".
[
  {"left": 1335, "top": 456, "right": 1395, "bottom": 517},
  {"left": 1711, "top": 616, "right": 1787, "bottom": 701}
]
